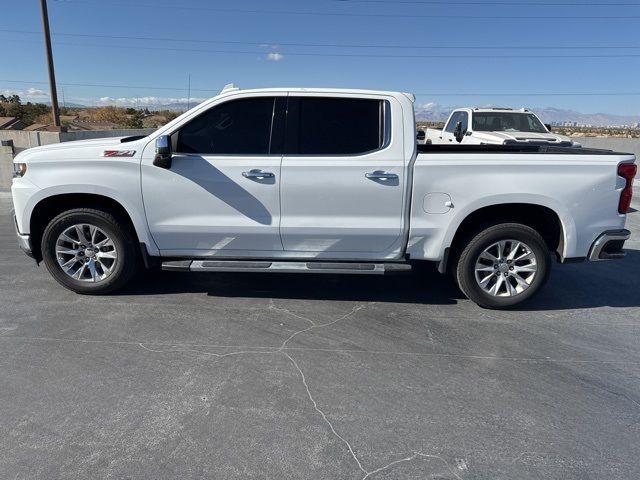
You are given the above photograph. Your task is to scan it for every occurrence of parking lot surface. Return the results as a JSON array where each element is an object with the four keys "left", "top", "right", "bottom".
[{"left": 1, "top": 193, "right": 639, "bottom": 480}]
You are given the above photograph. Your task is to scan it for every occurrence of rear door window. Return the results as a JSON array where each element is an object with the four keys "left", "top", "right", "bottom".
[{"left": 286, "top": 97, "right": 388, "bottom": 155}]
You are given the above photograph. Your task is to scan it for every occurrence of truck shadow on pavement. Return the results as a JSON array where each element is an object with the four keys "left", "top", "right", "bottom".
[
  {"left": 123, "top": 264, "right": 465, "bottom": 306},
  {"left": 520, "top": 249, "right": 640, "bottom": 311},
  {"left": 118, "top": 249, "right": 640, "bottom": 311}
]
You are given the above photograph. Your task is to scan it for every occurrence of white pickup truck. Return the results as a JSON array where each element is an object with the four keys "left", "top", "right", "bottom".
[
  {"left": 425, "top": 107, "right": 576, "bottom": 147},
  {"left": 11, "top": 86, "right": 636, "bottom": 309}
]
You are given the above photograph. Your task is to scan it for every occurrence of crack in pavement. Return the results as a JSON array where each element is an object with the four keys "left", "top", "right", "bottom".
[
  {"left": 282, "top": 350, "right": 463, "bottom": 479},
  {"left": 282, "top": 350, "right": 367, "bottom": 475},
  {"left": 279, "top": 304, "right": 366, "bottom": 350},
  {"left": 2, "top": 335, "right": 639, "bottom": 365},
  {"left": 363, "top": 452, "right": 464, "bottom": 479},
  {"left": 268, "top": 298, "right": 317, "bottom": 326},
  {"left": 136, "top": 300, "right": 465, "bottom": 479},
  {"left": 138, "top": 343, "right": 280, "bottom": 359}
]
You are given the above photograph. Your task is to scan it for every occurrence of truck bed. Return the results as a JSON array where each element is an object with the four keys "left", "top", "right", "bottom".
[{"left": 417, "top": 144, "right": 632, "bottom": 156}]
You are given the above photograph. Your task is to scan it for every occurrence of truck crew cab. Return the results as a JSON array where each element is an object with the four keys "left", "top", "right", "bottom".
[{"left": 11, "top": 86, "right": 636, "bottom": 309}]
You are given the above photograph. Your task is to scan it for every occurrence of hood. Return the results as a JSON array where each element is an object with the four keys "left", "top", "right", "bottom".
[
  {"left": 15, "top": 135, "right": 148, "bottom": 162},
  {"left": 472, "top": 131, "right": 571, "bottom": 144}
]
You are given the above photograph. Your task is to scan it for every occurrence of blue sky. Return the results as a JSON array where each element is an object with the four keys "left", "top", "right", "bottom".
[{"left": 1, "top": 0, "right": 640, "bottom": 115}]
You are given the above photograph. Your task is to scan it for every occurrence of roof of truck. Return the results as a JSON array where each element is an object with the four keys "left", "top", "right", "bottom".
[
  {"left": 217, "top": 84, "right": 416, "bottom": 102},
  {"left": 459, "top": 107, "right": 532, "bottom": 113}
]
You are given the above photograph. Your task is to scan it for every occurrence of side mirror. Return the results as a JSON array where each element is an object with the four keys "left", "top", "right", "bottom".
[
  {"left": 453, "top": 121, "right": 465, "bottom": 143},
  {"left": 544, "top": 124, "right": 553, "bottom": 132},
  {"left": 416, "top": 130, "right": 426, "bottom": 141},
  {"left": 153, "top": 135, "right": 172, "bottom": 169}
]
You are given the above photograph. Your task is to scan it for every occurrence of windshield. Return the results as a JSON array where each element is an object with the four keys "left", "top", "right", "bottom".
[{"left": 472, "top": 112, "right": 548, "bottom": 133}]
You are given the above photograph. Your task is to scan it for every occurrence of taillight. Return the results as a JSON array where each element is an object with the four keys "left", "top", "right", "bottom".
[{"left": 618, "top": 163, "right": 637, "bottom": 214}]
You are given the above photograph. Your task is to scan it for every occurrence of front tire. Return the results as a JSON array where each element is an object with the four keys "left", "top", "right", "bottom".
[
  {"left": 455, "top": 223, "right": 551, "bottom": 309},
  {"left": 41, "top": 208, "right": 139, "bottom": 294}
]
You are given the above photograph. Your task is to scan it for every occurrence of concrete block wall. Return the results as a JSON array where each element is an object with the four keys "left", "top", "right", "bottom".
[
  {"left": 1, "top": 128, "right": 156, "bottom": 154},
  {"left": 0, "top": 141, "right": 14, "bottom": 191}
]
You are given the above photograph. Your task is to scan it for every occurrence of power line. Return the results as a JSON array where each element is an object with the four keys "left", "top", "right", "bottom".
[
  {"left": 413, "top": 92, "right": 640, "bottom": 96},
  {"left": 48, "top": 1, "right": 640, "bottom": 19},
  {"left": 0, "top": 78, "right": 216, "bottom": 93},
  {"left": 8, "top": 38, "right": 640, "bottom": 59},
  {"left": 3, "top": 78, "right": 640, "bottom": 96},
  {"left": 2, "top": 28, "right": 639, "bottom": 51},
  {"left": 334, "top": 0, "right": 640, "bottom": 5}
]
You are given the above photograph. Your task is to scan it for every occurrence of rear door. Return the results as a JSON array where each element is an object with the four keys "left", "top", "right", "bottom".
[{"left": 279, "top": 94, "right": 406, "bottom": 259}]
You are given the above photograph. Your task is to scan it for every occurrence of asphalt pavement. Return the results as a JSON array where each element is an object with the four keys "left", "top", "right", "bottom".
[{"left": 1, "top": 192, "right": 639, "bottom": 480}]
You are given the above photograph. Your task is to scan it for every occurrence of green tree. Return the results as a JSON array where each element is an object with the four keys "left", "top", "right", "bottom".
[
  {"left": 125, "top": 110, "right": 144, "bottom": 129},
  {"left": 0, "top": 94, "right": 21, "bottom": 104}
]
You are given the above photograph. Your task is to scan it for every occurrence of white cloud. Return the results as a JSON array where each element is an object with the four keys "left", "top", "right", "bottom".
[
  {"left": 97, "top": 96, "right": 206, "bottom": 107},
  {"left": 419, "top": 102, "right": 439, "bottom": 110},
  {"left": 1, "top": 87, "right": 50, "bottom": 101},
  {"left": 266, "top": 52, "right": 284, "bottom": 62},
  {"left": 25, "top": 87, "right": 48, "bottom": 97}
]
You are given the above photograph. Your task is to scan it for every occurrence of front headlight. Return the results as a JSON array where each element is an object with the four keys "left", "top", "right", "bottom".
[{"left": 13, "top": 163, "right": 27, "bottom": 178}]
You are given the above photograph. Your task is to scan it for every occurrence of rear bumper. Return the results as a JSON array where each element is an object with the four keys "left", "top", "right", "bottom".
[
  {"left": 12, "top": 211, "right": 34, "bottom": 259},
  {"left": 588, "top": 229, "right": 631, "bottom": 261}
]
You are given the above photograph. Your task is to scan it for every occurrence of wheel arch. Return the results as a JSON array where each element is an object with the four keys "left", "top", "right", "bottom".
[
  {"left": 441, "top": 202, "right": 569, "bottom": 273},
  {"left": 29, "top": 193, "right": 149, "bottom": 263}
]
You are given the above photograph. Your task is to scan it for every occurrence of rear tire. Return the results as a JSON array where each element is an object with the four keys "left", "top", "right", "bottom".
[
  {"left": 455, "top": 223, "right": 550, "bottom": 309},
  {"left": 41, "top": 208, "right": 139, "bottom": 294}
]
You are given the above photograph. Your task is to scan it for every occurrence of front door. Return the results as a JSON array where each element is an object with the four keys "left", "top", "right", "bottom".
[
  {"left": 141, "top": 95, "right": 285, "bottom": 256},
  {"left": 279, "top": 95, "right": 406, "bottom": 259}
]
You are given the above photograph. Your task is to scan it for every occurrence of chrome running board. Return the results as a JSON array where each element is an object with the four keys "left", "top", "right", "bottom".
[{"left": 161, "top": 260, "right": 412, "bottom": 275}]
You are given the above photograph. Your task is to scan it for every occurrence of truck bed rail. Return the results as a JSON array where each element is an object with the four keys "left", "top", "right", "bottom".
[{"left": 417, "top": 144, "right": 632, "bottom": 156}]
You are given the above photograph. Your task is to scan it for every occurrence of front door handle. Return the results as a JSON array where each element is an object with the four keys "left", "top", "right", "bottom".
[
  {"left": 365, "top": 171, "right": 398, "bottom": 181},
  {"left": 242, "top": 169, "right": 274, "bottom": 179}
]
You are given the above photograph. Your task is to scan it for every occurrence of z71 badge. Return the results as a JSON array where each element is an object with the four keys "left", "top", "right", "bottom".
[{"left": 102, "top": 150, "right": 136, "bottom": 157}]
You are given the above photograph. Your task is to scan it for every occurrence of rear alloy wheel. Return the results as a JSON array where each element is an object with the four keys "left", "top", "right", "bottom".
[
  {"left": 42, "top": 208, "right": 138, "bottom": 294},
  {"left": 456, "top": 223, "right": 550, "bottom": 309},
  {"left": 474, "top": 239, "right": 538, "bottom": 298}
]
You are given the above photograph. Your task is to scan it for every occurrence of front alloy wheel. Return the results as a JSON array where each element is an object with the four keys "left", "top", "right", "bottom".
[
  {"left": 55, "top": 224, "right": 118, "bottom": 282},
  {"left": 41, "top": 208, "right": 138, "bottom": 294}
]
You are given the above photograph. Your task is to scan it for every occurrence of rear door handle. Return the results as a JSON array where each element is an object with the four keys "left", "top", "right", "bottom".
[
  {"left": 242, "top": 169, "right": 274, "bottom": 179},
  {"left": 365, "top": 171, "right": 398, "bottom": 180}
]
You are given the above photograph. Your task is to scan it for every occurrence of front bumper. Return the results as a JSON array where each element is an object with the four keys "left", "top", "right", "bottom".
[
  {"left": 588, "top": 229, "right": 631, "bottom": 261},
  {"left": 13, "top": 212, "right": 34, "bottom": 259}
]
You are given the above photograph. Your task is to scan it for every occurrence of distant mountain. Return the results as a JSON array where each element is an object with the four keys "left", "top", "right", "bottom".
[
  {"left": 60, "top": 102, "right": 88, "bottom": 109},
  {"left": 414, "top": 103, "right": 458, "bottom": 123},
  {"left": 415, "top": 103, "right": 640, "bottom": 127},
  {"left": 34, "top": 99, "right": 639, "bottom": 126},
  {"left": 151, "top": 102, "right": 192, "bottom": 112},
  {"left": 533, "top": 108, "right": 639, "bottom": 127},
  {"left": 40, "top": 100, "right": 87, "bottom": 108}
]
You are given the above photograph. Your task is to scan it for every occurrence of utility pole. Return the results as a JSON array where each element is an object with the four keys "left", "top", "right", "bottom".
[
  {"left": 187, "top": 73, "right": 191, "bottom": 110},
  {"left": 39, "top": 0, "right": 61, "bottom": 130}
]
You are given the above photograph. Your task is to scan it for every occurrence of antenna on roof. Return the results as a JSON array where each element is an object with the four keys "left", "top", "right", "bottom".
[{"left": 220, "top": 83, "right": 240, "bottom": 94}]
